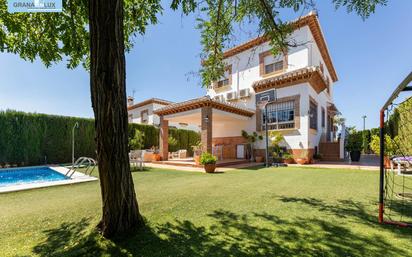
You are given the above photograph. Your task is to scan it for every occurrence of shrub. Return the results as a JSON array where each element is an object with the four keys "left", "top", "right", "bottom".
[
  {"left": 369, "top": 135, "right": 400, "bottom": 156},
  {"left": 0, "top": 110, "right": 200, "bottom": 166},
  {"left": 129, "top": 129, "right": 145, "bottom": 150},
  {"left": 199, "top": 152, "right": 217, "bottom": 165},
  {"left": 346, "top": 130, "right": 363, "bottom": 152}
]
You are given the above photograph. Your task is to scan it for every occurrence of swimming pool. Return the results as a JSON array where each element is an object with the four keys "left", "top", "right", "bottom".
[
  {"left": 0, "top": 167, "right": 68, "bottom": 187},
  {"left": 0, "top": 166, "right": 98, "bottom": 193}
]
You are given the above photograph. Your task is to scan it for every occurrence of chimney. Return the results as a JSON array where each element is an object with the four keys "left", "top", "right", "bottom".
[{"left": 127, "top": 96, "right": 134, "bottom": 106}]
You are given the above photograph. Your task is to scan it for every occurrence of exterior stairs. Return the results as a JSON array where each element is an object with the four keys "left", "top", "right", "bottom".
[{"left": 319, "top": 142, "right": 341, "bottom": 161}]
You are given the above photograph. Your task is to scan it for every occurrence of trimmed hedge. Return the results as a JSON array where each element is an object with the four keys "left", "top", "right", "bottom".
[{"left": 0, "top": 110, "right": 200, "bottom": 167}]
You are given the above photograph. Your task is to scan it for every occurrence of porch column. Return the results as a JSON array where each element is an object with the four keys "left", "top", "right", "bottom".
[
  {"left": 201, "top": 106, "right": 212, "bottom": 153},
  {"left": 159, "top": 116, "right": 168, "bottom": 160}
]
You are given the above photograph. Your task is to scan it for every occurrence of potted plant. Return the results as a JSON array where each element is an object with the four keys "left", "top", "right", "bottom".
[
  {"left": 282, "top": 152, "right": 294, "bottom": 164},
  {"left": 200, "top": 152, "right": 217, "bottom": 173},
  {"left": 295, "top": 150, "right": 308, "bottom": 165},
  {"left": 269, "top": 131, "right": 285, "bottom": 164},
  {"left": 312, "top": 153, "right": 322, "bottom": 163},
  {"left": 191, "top": 141, "right": 203, "bottom": 165},
  {"left": 369, "top": 135, "right": 399, "bottom": 168},
  {"left": 241, "top": 130, "right": 263, "bottom": 162},
  {"left": 346, "top": 130, "right": 363, "bottom": 162}
]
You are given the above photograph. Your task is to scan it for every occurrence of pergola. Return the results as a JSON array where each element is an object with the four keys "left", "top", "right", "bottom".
[{"left": 154, "top": 96, "right": 255, "bottom": 160}]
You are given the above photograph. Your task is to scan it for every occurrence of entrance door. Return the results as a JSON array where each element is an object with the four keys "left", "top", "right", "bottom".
[{"left": 236, "top": 144, "right": 245, "bottom": 159}]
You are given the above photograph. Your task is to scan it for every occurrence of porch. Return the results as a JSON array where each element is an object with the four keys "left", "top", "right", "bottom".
[{"left": 153, "top": 96, "right": 255, "bottom": 161}]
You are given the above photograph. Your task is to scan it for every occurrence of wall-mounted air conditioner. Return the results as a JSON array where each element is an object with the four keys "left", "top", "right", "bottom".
[
  {"left": 226, "top": 91, "right": 237, "bottom": 101},
  {"left": 239, "top": 88, "right": 251, "bottom": 98}
]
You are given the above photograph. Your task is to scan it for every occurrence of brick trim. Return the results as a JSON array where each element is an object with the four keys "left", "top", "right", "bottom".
[{"left": 252, "top": 67, "right": 328, "bottom": 94}]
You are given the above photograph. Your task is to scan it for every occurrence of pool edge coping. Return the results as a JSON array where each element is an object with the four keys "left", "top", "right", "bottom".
[{"left": 0, "top": 166, "right": 98, "bottom": 193}]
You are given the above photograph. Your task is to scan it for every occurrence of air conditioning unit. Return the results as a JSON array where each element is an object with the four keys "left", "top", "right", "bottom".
[
  {"left": 214, "top": 95, "right": 224, "bottom": 102},
  {"left": 226, "top": 91, "right": 237, "bottom": 101},
  {"left": 239, "top": 88, "right": 251, "bottom": 98}
]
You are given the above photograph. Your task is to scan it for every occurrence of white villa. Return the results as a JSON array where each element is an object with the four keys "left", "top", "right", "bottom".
[
  {"left": 147, "top": 11, "right": 343, "bottom": 163},
  {"left": 127, "top": 97, "right": 199, "bottom": 131}
]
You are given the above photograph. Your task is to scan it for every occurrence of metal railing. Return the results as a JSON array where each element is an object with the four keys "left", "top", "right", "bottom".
[{"left": 65, "top": 157, "right": 97, "bottom": 178}]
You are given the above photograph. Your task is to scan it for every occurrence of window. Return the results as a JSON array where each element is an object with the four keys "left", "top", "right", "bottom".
[
  {"left": 264, "top": 60, "right": 284, "bottom": 74},
  {"left": 141, "top": 110, "right": 149, "bottom": 124},
  {"left": 214, "top": 66, "right": 232, "bottom": 89},
  {"left": 321, "top": 107, "right": 326, "bottom": 127},
  {"left": 309, "top": 100, "right": 318, "bottom": 130},
  {"left": 259, "top": 50, "right": 286, "bottom": 76},
  {"left": 128, "top": 114, "right": 133, "bottom": 122},
  {"left": 262, "top": 100, "right": 295, "bottom": 130}
]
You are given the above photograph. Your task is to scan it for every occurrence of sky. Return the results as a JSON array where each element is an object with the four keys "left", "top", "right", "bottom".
[{"left": 0, "top": 1, "right": 411, "bottom": 130}]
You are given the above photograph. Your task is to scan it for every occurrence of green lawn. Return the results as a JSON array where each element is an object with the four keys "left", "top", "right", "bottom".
[{"left": 0, "top": 167, "right": 411, "bottom": 257}]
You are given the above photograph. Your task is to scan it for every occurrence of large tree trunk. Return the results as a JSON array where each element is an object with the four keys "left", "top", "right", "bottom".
[{"left": 89, "top": 0, "right": 143, "bottom": 238}]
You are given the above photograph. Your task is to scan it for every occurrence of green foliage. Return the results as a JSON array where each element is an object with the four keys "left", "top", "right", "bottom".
[
  {"left": 168, "top": 136, "right": 178, "bottom": 150},
  {"left": 241, "top": 130, "right": 263, "bottom": 144},
  {"left": 129, "top": 129, "right": 145, "bottom": 150},
  {"left": 199, "top": 152, "right": 217, "bottom": 165},
  {"left": 0, "top": 110, "right": 95, "bottom": 166},
  {"left": 0, "top": 0, "right": 162, "bottom": 69},
  {"left": 386, "top": 97, "right": 412, "bottom": 155},
  {"left": 0, "top": 0, "right": 386, "bottom": 88},
  {"left": 0, "top": 110, "right": 200, "bottom": 166},
  {"left": 369, "top": 134, "right": 400, "bottom": 157},
  {"left": 345, "top": 130, "right": 363, "bottom": 152},
  {"left": 332, "top": 0, "right": 387, "bottom": 20}
]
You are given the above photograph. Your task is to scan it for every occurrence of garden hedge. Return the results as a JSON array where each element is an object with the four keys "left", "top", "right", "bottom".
[{"left": 0, "top": 110, "right": 200, "bottom": 167}]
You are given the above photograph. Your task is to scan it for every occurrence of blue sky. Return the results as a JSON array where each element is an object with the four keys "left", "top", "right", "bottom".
[{"left": 0, "top": 1, "right": 411, "bottom": 130}]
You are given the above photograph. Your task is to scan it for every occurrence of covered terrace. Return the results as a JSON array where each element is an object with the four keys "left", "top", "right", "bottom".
[{"left": 153, "top": 96, "right": 255, "bottom": 162}]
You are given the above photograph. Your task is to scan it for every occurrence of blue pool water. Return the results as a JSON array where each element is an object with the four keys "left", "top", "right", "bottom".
[{"left": 0, "top": 167, "right": 68, "bottom": 187}]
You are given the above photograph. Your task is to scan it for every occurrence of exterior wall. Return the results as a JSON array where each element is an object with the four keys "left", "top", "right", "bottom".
[
  {"left": 128, "top": 102, "right": 200, "bottom": 131},
  {"left": 205, "top": 23, "right": 337, "bottom": 159},
  {"left": 212, "top": 136, "right": 247, "bottom": 159},
  {"left": 129, "top": 103, "right": 157, "bottom": 125}
]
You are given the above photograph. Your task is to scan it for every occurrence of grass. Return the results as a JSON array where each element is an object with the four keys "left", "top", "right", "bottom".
[{"left": 0, "top": 166, "right": 411, "bottom": 257}]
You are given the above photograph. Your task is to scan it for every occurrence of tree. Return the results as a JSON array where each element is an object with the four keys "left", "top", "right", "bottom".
[{"left": 0, "top": 0, "right": 386, "bottom": 238}]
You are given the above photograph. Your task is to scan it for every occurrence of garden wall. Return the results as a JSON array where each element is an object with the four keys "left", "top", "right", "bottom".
[{"left": 0, "top": 110, "right": 200, "bottom": 167}]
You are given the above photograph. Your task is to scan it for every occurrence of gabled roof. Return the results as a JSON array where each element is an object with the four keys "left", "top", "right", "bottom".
[
  {"left": 252, "top": 66, "right": 329, "bottom": 94},
  {"left": 223, "top": 11, "right": 338, "bottom": 82},
  {"left": 127, "top": 98, "right": 174, "bottom": 111},
  {"left": 153, "top": 96, "right": 255, "bottom": 117}
]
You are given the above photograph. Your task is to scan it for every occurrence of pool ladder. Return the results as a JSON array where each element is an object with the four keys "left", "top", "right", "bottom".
[{"left": 65, "top": 157, "right": 97, "bottom": 178}]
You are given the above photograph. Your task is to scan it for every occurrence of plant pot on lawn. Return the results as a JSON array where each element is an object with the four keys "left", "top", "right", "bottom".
[
  {"left": 349, "top": 150, "right": 361, "bottom": 162},
  {"left": 283, "top": 158, "right": 295, "bottom": 164},
  {"left": 152, "top": 153, "right": 161, "bottom": 162},
  {"left": 194, "top": 155, "right": 201, "bottom": 165},
  {"left": 200, "top": 152, "right": 217, "bottom": 173},
  {"left": 296, "top": 158, "right": 308, "bottom": 165},
  {"left": 346, "top": 131, "right": 363, "bottom": 162}
]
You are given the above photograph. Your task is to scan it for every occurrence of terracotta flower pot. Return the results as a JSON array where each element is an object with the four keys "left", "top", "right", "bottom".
[
  {"left": 384, "top": 156, "right": 391, "bottom": 169},
  {"left": 194, "top": 155, "right": 201, "bottom": 165},
  {"left": 255, "top": 156, "right": 264, "bottom": 163},
  {"left": 284, "top": 158, "right": 295, "bottom": 164},
  {"left": 204, "top": 163, "right": 216, "bottom": 173},
  {"left": 296, "top": 158, "right": 308, "bottom": 165},
  {"left": 152, "top": 154, "right": 161, "bottom": 162}
]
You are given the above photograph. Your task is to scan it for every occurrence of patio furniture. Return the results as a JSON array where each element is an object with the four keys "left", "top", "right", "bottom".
[
  {"left": 391, "top": 156, "right": 412, "bottom": 175},
  {"left": 170, "top": 149, "right": 187, "bottom": 159},
  {"left": 130, "top": 150, "right": 144, "bottom": 171}
]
